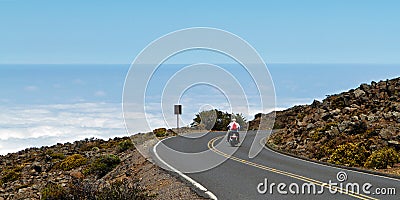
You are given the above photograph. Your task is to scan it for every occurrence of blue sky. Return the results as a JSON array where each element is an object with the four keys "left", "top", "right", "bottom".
[
  {"left": 1, "top": 0, "right": 399, "bottom": 64},
  {"left": 1, "top": 1, "right": 400, "bottom": 154}
]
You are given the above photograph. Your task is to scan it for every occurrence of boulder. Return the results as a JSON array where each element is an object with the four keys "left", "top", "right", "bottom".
[
  {"left": 379, "top": 128, "right": 393, "bottom": 140},
  {"left": 330, "top": 108, "right": 341, "bottom": 116},
  {"left": 351, "top": 116, "right": 359, "bottom": 121},
  {"left": 354, "top": 89, "right": 366, "bottom": 98},
  {"left": 306, "top": 123, "right": 315, "bottom": 130},
  {"left": 311, "top": 100, "right": 321, "bottom": 108},
  {"left": 70, "top": 171, "right": 84, "bottom": 179},
  {"left": 338, "top": 121, "right": 350, "bottom": 133},
  {"left": 360, "top": 114, "right": 368, "bottom": 121},
  {"left": 360, "top": 83, "right": 370, "bottom": 92},
  {"left": 32, "top": 163, "right": 42, "bottom": 173}
]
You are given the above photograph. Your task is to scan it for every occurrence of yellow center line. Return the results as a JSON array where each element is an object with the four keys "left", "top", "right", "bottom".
[{"left": 208, "top": 136, "right": 378, "bottom": 200}]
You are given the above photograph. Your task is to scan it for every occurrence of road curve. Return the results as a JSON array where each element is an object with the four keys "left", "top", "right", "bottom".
[{"left": 152, "top": 131, "right": 399, "bottom": 200}]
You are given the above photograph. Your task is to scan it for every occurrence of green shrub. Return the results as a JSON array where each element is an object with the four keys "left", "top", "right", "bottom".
[
  {"left": 273, "top": 123, "right": 284, "bottom": 129},
  {"left": 310, "top": 122, "right": 338, "bottom": 141},
  {"left": 316, "top": 142, "right": 335, "bottom": 159},
  {"left": 58, "top": 154, "right": 87, "bottom": 171},
  {"left": 0, "top": 169, "right": 21, "bottom": 185},
  {"left": 44, "top": 149, "right": 54, "bottom": 156},
  {"left": 118, "top": 139, "right": 134, "bottom": 152},
  {"left": 271, "top": 134, "right": 282, "bottom": 144},
  {"left": 328, "top": 142, "right": 369, "bottom": 167},
  {"left": 364, "top": 147, "right": 400, "bottom": 169},
  {"left": 100, "top": 140, "right": 118, "bottom": 150},
  {"left": 42, "top": 179, "right": 149, "bottom": 200},
  {"left": 310, "top": 131, "right": 324, "bottom": 141},
  {"left": 95, "top": 179, "right": 150, "bottom": 199},
  {"left": 364, "top": 129, "right": 379, "bottom": 138},
  {"left": 317, "top": 122, "right": 338, "bottom": 132},
  {"left": 153, "top": 128, "right": 167, "bottom": 137},
  {"left": 85, "top": 154, "right": 120, "bottom": 178},
  {"left": 41, "top": 183, "right": 68, "bottom": 200},
  {"left": 80, "top": 141, "right": 101, "bottom": 151},
  {"left": 45, "top": 150, "right": 66, "bottom": 160},
  {"left": 50, "top": 153, "right": 66, "bottom": 160},
  {"left": 92, "top": 146, "right": 100, "bottom": 152},
  {"left": 296, "top": 113, "right": 305, "bottom": 121}
]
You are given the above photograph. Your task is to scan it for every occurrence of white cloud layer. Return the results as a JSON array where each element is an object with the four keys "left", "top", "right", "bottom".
[
  {"left": 0, "top": 96, "right": 310, "bottom": 155},
  {"left": 0, "top": 103, "right": 141, "bottom": 155}
]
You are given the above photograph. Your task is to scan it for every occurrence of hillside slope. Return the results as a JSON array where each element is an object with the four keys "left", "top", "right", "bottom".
[
  {"left": 0, "top": 136, "right": 205, "bottom": 200},
  {"left": 250, "top": 77, "right": 400, "bottom": 174}
]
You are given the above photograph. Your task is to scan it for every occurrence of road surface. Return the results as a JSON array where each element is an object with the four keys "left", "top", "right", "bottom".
[{"left": 152, "top": 131, "right": 399, "bottom": 200}]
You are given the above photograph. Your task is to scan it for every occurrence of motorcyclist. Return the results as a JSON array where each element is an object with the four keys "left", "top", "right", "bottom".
[{"left": 227, "top": 118, "right": 240, "bottom": 142}]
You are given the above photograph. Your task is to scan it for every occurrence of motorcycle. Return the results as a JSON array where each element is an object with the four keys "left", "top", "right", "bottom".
[{"left": 228, "top": 131, "right": 240, "bottom": 147}]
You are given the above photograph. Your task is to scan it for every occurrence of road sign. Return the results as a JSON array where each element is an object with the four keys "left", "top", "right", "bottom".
[
  {"left": 174, "top": 105, "right": 182, "bottom": 115},
  {"left": 174, "top": 105, "right": 182, "bottom": 133}
]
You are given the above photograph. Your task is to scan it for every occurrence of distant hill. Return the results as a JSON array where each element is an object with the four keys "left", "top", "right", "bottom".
[{"left": 249, "top": 77, "right": 400, "bottom": 175}]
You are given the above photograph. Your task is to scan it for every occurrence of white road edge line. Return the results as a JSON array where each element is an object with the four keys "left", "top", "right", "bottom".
[
  {"left": 153, "top": 137, "right": 218, "bottom": 200},
  {"left": 260, "top": 136, "right": 400, "bottom": 182}
]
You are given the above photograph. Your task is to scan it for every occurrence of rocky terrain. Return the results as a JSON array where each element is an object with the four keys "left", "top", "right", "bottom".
[
  {"left": 249, "top": 77, "right": 400, "bottom": 175},
  {"left": 0, "top": 134, "right": 205, "bottom": 200}
]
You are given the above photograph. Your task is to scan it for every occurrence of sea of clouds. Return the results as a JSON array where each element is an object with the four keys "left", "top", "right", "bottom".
[{"left": 0, "top": 103, "right": 129, "bottom": 155}]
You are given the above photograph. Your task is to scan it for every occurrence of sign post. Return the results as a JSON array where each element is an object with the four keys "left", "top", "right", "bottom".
[{"left": 174, "top": 104, "right": 182, "bottom": 133}]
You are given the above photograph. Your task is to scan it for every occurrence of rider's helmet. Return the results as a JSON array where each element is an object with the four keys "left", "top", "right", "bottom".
[{"left": 232, "top": 118, "right": 236, "bottom": 122}]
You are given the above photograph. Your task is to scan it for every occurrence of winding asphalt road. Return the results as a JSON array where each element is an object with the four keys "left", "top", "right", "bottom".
[{"left": 152, "top": 131, "right": 399, "bottom": 200}]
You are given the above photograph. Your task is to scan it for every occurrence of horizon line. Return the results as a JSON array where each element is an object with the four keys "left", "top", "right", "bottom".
[{"left": 1, "top": 62, "right": 400, "bottom": 65}]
